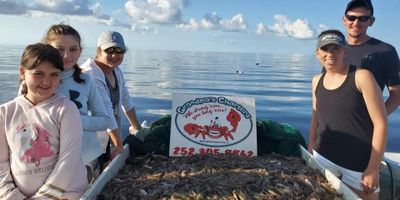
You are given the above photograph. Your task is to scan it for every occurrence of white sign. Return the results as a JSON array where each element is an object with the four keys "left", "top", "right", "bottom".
[{"left": 169, "top": 93, "right": 257, "bottom": 157}]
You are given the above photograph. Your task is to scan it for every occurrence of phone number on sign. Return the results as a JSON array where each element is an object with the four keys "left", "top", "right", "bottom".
[{"left": 172, "top": 146, "right": 254, "bottom": 157}]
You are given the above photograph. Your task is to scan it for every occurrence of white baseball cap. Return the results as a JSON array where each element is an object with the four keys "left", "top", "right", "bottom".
[{"left": 97, "top": 31, "right": 126, "bottom": 50}]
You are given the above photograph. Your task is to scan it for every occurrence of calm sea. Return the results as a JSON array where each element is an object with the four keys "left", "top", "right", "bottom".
[{"left": 1, "top": 45, "right": 399, "bottom": 152}]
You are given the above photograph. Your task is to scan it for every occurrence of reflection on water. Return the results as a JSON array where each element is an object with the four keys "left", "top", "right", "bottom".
[{"left": 0, "top": 45, "right": 399, "bottom": 152}]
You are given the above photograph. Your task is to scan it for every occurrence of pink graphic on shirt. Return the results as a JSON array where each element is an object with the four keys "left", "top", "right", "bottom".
[{"left": 20, "top": 124, "right": 54, "bottom": 167}]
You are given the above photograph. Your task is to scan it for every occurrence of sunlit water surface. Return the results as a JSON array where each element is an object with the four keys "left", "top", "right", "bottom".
[{"left": 0, "top": 45, "right": 398, "bottom": 152}]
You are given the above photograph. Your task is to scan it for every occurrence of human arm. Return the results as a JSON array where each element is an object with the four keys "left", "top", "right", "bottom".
[
  {"left": 126, "top": 108, "right": 141, "bottom": 132},
  {"left": 89, "top": 70, "right": 124, "bottom": 155},
  {"left": 31, "top": 101, "right": 88, "bottom": 199},
  {"left": 108, "top": 129, "right": 124, "bottom": 159},
  {"left": 356, "top": 69, "right": 388, "bottom": 194},
  {"left": 385, "top": 84, "right": 400, "bottom": 115},
  {"left": 308, "top": 111, "right": 318, "bottom": 153},
  {"left": 384, "top": 48, "right": 400, "bottom": 115},
  {"left": 308, "top": 75, "right": 320, "bottom": 153},
  {"left": 0, "top": 110, "right": 27, "bottom": 199},
  {"left": 117, "top": 68, "right": 141, "bottom": 132}
]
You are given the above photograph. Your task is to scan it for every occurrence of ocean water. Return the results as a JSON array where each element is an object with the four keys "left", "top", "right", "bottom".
[{"left": 0, "top": 45, "right": 399, "bottom": 152}]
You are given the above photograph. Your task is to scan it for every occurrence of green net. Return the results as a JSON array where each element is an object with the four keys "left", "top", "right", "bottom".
[
  {"left": 256, "top": 119, "right": 306, "bottom": 157},
  {"left": 124, "top": 115, "right": 306, "bottom": 158}
]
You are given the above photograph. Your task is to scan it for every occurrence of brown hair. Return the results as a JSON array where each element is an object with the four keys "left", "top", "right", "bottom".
[
  {"left": 42, "top": 23, "right": 85, "bottom": 83},
  {"left": 95, "top": 47, "right": 102, "bottom": 58},
  {"left": 20, "top": 43, "right": 64, "bottom": 94}
]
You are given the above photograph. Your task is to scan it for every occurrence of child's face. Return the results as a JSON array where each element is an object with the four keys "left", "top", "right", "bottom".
[
  {"left": 20, "top": 62, "right": 61, "bottom": 105},
  {"left": 49, "top": 35, "right": 82, "bottom": 71}
]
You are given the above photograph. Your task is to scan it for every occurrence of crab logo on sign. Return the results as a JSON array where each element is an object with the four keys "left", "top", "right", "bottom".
[{"left": 175, "top": 97, "right": 253, "bottom": 147}]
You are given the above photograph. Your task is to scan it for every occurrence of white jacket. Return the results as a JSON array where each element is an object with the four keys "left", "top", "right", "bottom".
[{"left": 81, "top": 58, "right": 135, "bottom": 149}]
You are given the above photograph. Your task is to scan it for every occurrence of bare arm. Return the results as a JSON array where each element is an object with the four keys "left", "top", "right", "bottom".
[
  {"left": 108, "top": 104, "right": 142, "bottom": 159},
  {"left": 385, "top": 84, "right": 400, "bottom": 115},
  {"left": 356, "top": 69, "right": 388, "bottom": 194},
  {"left": 126, "top": 108, "right": 141, "bottom": 132},
  {"left": 109, "top": 129, "right": 124, "bottom": 159},
  {"left": 117, "top": 68, "right": 141, "bottom": 132},
  {"left": 308, "top": 75, "right": 321, "bottom": 153}
]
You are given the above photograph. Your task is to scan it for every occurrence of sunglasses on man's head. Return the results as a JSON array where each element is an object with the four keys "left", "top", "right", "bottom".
[
  {"left": 345, "top": 15, "right": 371, "bottom": 22},
  {"left": 104, "top": 47, "right": 125, "bottom": 54}
]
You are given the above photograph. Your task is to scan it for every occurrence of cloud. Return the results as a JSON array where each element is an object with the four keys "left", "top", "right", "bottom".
[
  {"left": 125, "top": 0, "right": 189, "bottom": 25},
  {"left": 0, "top": 0, "right": 112, "bottom": 21},
  {"left": 316, "top": 24, "right": 329, "bottom": 35},
  {"left": 0, "top": 0, "right": 158, "bottom": 33},
  {"left": 201, "top": 12, "right": 222, "bottom": 29},
  {"left": 0, "top": 0, "right": 245, "bottom": 33},
  {"left": 90, "top": 3, "right": 110, "bottom": 20},
  {"left": 131, "top": 24, "right": 156, "bottom": 33},
  {"left": 32, "top": 0, "right": 94, "bottom": 15},
  {"left": 0, "top": 0, "right": 29, "bottom": 15},
  {"left": 259, "top": 15, "right": 320, "bottom": 39},
  {"left": 255, "top": 22, "right": 266, "bottom": 35},
  {"left": 178, "top": 18, "right": 200, "bottom": 31},
  {"left": 178, "top": 12, "right": 247, "bottom": 32},
  {"left": 220, "top": 14, "right": 246, "bottom": 31}
]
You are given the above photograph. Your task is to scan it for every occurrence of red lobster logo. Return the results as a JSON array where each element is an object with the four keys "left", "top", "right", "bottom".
[{"left": 184, "top": 109, "right": 241, "bottom": 141}]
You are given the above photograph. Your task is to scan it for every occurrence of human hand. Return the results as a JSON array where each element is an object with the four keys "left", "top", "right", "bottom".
[
  {"left": 307, "top": 144, "right": 314, "bottom": 154},
  {"left": 131, "top": 127, "right": 151, "bottom": 141},
  {"left": 129, "top": 126, "right": 139, "bottom": 134},
  {"left": 129, "top": 120, "right": 149, "bottom": 133},
  {"left": 111, "top": 144, "right": 124, "bottom": 159},
  {"left": 130, "top": 121, "right": 151, "bottom": 141},
  {"left": 362, "top": 168, "right": 379, "bottom": 194}
]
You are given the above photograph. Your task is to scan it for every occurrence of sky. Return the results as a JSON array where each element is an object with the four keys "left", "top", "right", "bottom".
[{"left": 0, "top": 0, "right": 399, "bottom": 54}]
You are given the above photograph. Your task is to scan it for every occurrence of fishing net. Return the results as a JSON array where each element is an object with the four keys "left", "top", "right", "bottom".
[{"left": 124, "top": 115, "right": 306, "bottom": 159}]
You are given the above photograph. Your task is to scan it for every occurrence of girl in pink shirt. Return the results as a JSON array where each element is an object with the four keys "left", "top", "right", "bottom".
[{"left": 0, "top": 43, "right": 88, "bottom": 199}]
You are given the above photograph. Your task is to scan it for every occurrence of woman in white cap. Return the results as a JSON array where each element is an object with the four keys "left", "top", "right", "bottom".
[
  {"left": 308, "top": 29, "right": 387, "bottom": 199},
  {"left": 81, "top": 31, "right": 141, "bottom": 170}
]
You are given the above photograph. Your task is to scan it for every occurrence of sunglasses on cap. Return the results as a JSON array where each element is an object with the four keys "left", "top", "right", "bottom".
[
  {"left": 104, "top": 47, "right": 125, "bottom": 54},
  {"left": 345, "top": 15, "right": 371, "bottom": 22}
]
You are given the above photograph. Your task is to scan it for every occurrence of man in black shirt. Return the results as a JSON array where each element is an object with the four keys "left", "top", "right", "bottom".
[{"left": 343, "top": 0, "right": 400, "bottom": 115}]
